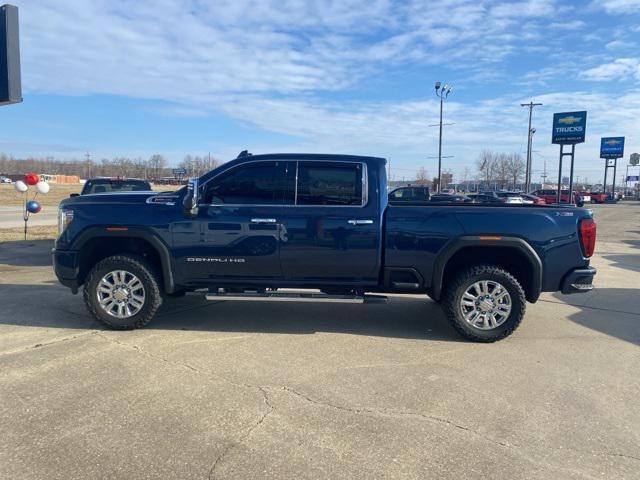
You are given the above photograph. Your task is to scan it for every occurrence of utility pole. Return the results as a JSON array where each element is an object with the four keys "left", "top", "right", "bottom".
[
  {"left": 541, "top": 158, "right": 547, "bottom": 188},
  {"left": 520, "top": 101, "right": 542, "bottom": 192},
  {"left": 84, "top": 151, "right": 92, "bottom": 178},
  {"left": 434, "top": 81, "right": 453, "bottom": 193}
]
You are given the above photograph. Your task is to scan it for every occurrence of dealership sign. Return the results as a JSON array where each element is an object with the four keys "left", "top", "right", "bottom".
[
  {"left": 600, "top": 137, "right": 625, "bottom": 159},
  {"left": 552, "top": 111, "right": 587, "bottom": 144},
  {"left": 627, "top": 175, "right": 639, "bottom": 182}
]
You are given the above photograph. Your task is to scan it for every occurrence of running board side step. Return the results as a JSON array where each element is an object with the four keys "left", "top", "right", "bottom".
[{"left": 205, "top": 290, "right": 387, "bottom": 304}]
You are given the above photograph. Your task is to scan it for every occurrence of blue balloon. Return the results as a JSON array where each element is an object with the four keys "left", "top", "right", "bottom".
[{"left": 26, "top": 200, "right": 41, "bottom": 214}]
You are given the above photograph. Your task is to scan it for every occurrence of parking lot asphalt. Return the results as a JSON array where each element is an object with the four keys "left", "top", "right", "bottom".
[{"left": 1, "top": 202, "right": 639, "bottom": 479}]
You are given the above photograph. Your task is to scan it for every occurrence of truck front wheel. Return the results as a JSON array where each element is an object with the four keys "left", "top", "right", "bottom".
[
  {"left": 442, "top": 265, "right": 525, "bottom": 342},
  {"left": 83, "top": 255, "right": 163, "bottom": 329}
]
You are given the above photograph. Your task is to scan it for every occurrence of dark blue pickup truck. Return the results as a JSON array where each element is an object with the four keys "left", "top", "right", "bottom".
[{"left": 53, "top": 153, "right": 597, "bottom": 342}]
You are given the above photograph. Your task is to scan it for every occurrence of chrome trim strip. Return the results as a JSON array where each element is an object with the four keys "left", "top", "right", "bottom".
[
  {"left": 294, "top": 161, "right": 299, "bottom": 205},
  {"left": 146, "top": 195, "right": 178, "bottom": 206},
  {"left": 348, "top": 219, "right": 374, "bottom": 225},
  {"left": 250, "top": 218, "right": 277, "bottom": 223}
]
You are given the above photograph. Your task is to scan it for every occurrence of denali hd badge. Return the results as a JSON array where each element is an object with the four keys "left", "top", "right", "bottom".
[{"left": 187, "top": 257, "right": 246, "bottom": 263}]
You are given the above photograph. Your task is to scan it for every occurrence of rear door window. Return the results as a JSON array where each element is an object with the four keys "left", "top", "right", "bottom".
[{"left": 296, "top": 162, "right": 363, "bottom": 206}]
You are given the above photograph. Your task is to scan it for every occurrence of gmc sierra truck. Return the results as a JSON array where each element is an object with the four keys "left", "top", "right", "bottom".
[{"left": 53, "top": 153, "right": 597, "bottom": 342}]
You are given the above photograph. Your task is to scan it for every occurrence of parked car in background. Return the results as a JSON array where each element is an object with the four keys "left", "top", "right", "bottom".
[
  {"left": 388, "top": 186, "right": 430, "bottom": 204},
  {"left": 481, "top": 191, "right": 524, "bottom": 204},
  {"left": 532, "top": 190, "right": 590, "bottom": 204},
  {"left": 589, "top": 192, "right": 607, "bottom": 204},
  {"left": 429, "top": 194, "right": 472, "bottom": 203},
  {"left": 0, "top": 175, "right": 12, "bottom": 183},
  {"left": 440, "top": 188, "right": 456, "bottom": 195},
  {"left": 521, "top": 194, "right": 546, "bottom": 205},
  {"left": 76, "top": 177, "right": 152, "bottom": 196},
  {"left": 466, "top": 193, "right": 503, "bottom": 204}
]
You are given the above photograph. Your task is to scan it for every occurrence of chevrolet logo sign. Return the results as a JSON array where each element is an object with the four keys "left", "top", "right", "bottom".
[
  {"left": 558, "top": 115, "right": 582, "bottom": 125},
  {"left": 604, "top": 139, "right": 621, "bottom": 145}
]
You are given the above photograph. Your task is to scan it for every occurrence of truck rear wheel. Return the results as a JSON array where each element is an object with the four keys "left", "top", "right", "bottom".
[
  {"left": 83, "top": 255, "right": 162, "bottom": 330},
  {"left": 442, "top": 265, "right": 525, "bottom": 342}
]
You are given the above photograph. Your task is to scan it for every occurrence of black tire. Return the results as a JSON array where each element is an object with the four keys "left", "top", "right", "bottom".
[
  {"left": 442, "top": 265, "right": 525, "bottom": 342},
  {"left": 83, "top": 254, "right": 163, "bottom": 329}
]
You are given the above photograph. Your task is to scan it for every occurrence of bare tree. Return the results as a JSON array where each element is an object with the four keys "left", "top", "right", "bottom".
[
  {"left": 147, "top": 154, "right": 167, "bottom": 180},
  {"left": 506, "top": 153, "right": 525, "bottom": 190},
  {"left": 477, "top": 150, "right": 497, "bottom": 186},
  {"left": 415, "top": 166, "right": 430, "bottom": 185},
  {"left": 495, "top": 153, "right": 510, "bottom": 189}
]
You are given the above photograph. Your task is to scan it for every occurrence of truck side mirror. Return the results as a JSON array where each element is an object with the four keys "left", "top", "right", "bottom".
[{"left": 183, "top": 177, "right": 200, "bottom": 218}]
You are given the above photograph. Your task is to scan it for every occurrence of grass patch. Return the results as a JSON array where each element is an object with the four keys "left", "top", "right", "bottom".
[
  {"left": 0, "top": 184, "right": 81, "bottom": 207},
  {"left": 0, "top": 224, "right": 58, "bottom": 242}
]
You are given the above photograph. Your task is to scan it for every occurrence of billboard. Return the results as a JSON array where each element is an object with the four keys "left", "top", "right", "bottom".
[
  {"left": 552, "top": 111, "right": 587, "bottom": 144},
  {"left": 600, "top": 137, "right": 625, "bottom": 159},
  {"left": 0, "top": 5, "right": 21, "bottom": 106},
  {"left": 627, "top": 175, "right": 639, "bottom": 182}
]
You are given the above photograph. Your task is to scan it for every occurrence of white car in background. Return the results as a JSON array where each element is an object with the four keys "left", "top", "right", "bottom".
[
  {"left": 481, "top": 191, "right": 524, "bottom": 204},
  {"left": 577, "top": 192, "right": 591, "bottom": 203},
  {"left": 0, "top": 176, "right": 12, "bottom": 183}
]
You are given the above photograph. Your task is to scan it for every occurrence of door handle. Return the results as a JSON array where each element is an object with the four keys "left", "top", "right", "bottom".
[
  {"left": 347, "top": 219, "right": 374, "bottom": 226},
  {"left": 251, "top": 218, "right": 277, "bottom": 224}
]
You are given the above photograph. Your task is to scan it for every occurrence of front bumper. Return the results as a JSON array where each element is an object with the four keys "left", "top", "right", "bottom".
[
  {"left": 52, "top": 248, "right": 80, "bottom": 293},
  {"left": 561, "top": 267, "right": 596, "bottom": 294}
]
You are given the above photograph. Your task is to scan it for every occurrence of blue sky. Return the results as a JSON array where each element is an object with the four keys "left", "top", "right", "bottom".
[{"left": 4, "top": 0, "right": 640, "bottom": 183}]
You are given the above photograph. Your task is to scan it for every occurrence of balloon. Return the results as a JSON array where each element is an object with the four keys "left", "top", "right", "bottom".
[
  {"left": 35, "top": 181, "right": 50, "bottom": 194},
  {"left": 13, "top": 180, "right": 27, "bottom": 192},
  {"left": 26, "top": 200, "right": 42, "bottom": 214},
  {"left": 24, "top": 172, "right": 39, "bottom": 186}
]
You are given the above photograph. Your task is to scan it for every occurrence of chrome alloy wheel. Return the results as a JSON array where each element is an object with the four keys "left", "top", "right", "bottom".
[
  {"left": 96, "top": 270, "right": 146, "bottom": 319},
  {"left": 460, "top": 280, "right": 512, "bottom": 330}
]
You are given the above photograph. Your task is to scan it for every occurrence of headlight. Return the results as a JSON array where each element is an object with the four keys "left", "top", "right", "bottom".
[{"left": 58, "top": 208, "right": 74, "bottom": 235}]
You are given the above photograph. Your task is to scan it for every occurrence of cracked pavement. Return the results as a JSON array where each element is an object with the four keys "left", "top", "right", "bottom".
[{"left": 1, "top": 203, "right": 639, "bottom": 479}]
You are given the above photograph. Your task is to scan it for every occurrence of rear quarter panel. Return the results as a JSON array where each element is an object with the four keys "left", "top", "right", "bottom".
[{"left": 385, "top": 205, "right": 592, "bottom": 292}]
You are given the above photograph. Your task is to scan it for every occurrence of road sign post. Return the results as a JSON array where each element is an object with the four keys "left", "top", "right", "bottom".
[
  {"left": 600, "top": 137, "right": 625, "bottom": 199},
  {"left": 552, "top": 111, "right": 586, "bottom": 203}
]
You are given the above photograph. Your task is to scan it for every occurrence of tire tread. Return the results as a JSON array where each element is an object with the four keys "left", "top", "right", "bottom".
[
  {"left": 442, "top": 265, "right": 526, "bottom": 342},
  {"left": 83, "top": 254, "right": 162, "bottom": 330}
]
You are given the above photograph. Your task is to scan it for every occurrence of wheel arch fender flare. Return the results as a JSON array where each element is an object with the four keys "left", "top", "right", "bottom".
[
  {"left": 431, "top": 236, "right": 543, "bottom": 302},
  {"left": 70, "top": 227, "right": 177, "bottom": 294}
]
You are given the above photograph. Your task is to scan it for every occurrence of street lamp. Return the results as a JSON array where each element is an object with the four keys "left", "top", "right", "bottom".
[
  {"left": 435, "top": 81, "right": 452, "bottom": 193},
  {"left": 520, "top": 101, "right": 542, "bottom": 192}
]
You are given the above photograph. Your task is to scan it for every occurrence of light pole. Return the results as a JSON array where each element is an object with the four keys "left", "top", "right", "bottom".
[
  {"left": 521, "top": 101, "right": 542, "bottom": 192},
  {"left": 527, "top": 127, "right": 536, "bottom": 189},
  {"left": 435, "top": 81, "right": 452, "bottom": 193}
]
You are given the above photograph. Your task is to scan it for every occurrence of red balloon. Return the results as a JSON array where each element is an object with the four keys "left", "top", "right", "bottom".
[{"left": 24, "top": 172, "right": 39, "bottom": 186}]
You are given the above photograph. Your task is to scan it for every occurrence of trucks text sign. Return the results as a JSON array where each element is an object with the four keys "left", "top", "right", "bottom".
[
  {"left": 552, "top": 111, "right": 587, "bottom": 144},
  {"left": 600, "top": 137, "right": 625, "bottom": 159}
]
